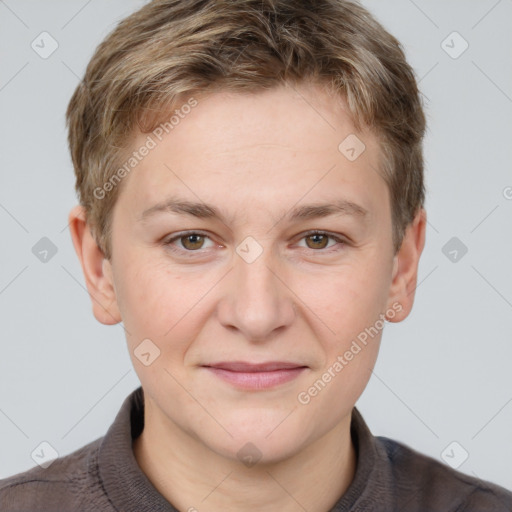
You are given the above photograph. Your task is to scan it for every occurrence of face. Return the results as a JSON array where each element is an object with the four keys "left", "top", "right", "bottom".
[{"left": 79, "top": 82, "right": 421, "bottom": 464}]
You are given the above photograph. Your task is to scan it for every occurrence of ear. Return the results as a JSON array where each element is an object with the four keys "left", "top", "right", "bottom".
[
  {"left": 68, "top": 205, "right": 121, "bottom": 325},
  {"left": 385, "top": 208, "right": 427, "bottom": 323}
]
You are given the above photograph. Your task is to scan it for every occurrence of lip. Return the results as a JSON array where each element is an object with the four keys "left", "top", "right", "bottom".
[
  {"left": 204, "top": 361, "right": 306, "bottom": 372},
  {"left": 201, "top": 361, "right": 308, "bottom": 390}
]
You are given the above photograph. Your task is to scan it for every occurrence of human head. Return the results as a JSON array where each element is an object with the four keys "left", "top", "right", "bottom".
[
  {"left": 66, "top": 0, "right": 426, "bottom": 261},
  {"left": 67, "top": 0, "right": 427, "bottom": 476}
]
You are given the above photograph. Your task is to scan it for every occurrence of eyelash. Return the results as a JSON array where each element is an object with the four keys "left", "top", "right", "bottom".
[{"left": 163, "top": 230, "right": 347, "bottom": 256}]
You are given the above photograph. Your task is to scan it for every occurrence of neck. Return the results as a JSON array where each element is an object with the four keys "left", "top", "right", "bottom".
[{"left": 133, "top": 403, "right": 357, "bottom": 512}]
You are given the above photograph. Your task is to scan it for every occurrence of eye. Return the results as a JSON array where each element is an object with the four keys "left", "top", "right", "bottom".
[
  {"left": 164, "top": 231, "right": 215, "bottom": 252},
  {"left": 163, "top": 229, "right": 347, "bottom": 256},
  {"left": 296, "top": 230, "right": 346, "bottom": 251}
]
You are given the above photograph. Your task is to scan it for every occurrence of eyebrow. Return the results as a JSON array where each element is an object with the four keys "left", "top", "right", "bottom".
[{"left": 139, "top": 196, "right": 369, "bottom": 224}]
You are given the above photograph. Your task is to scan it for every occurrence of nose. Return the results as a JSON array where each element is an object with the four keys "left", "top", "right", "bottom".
[{"left": 216, "top": 244, "right": 296, "bottom": 342}]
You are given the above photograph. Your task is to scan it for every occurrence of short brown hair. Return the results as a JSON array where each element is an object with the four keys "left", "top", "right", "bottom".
[{"left": 66, "top": 0, "right": 426, "bottom": 260}]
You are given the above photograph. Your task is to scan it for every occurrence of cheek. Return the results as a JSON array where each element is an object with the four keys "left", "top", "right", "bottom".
[
  {"left": 317, "top": 342, "right": 379, "bottom": 423},
  {"left": 115, "top": 263, "right": 164, "bottom": 334},
  {"left": 294, "top": 257, "right": 390, "bottom": 339},
  {"left": 115, "top": 257, "right": 219, "bottom": 355},
  {"left": 113, "top": 256, "right": 179, "bottom": 344},
  {"left": 313, "top": 256, "right": 390, "bottom": 398}
]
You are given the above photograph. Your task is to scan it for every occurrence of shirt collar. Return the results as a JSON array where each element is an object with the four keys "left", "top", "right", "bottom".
[
  {"left": 98, "top": 386, "right": 392, "bottom": 511},
  {"left": 98, "top": 386, "right": 179, "bottom": 512}
]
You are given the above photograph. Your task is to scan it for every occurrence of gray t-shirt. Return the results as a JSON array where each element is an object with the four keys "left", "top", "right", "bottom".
[{"left": 1, "top": 386, "right": 511, "bottom": 511}]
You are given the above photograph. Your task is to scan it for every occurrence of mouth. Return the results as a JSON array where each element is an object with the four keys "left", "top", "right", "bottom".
[{"left": 201, "top": 361, "right": 308, "bottom": 390}]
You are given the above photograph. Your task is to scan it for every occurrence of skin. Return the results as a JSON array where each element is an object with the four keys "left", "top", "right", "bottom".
[{"left": 69, "top": 81, "right": 426, "bottom": 512}]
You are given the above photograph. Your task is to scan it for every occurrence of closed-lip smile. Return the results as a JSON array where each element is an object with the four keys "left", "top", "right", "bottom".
[
  {"left": 203, "top": 361, "right": 307, "bottom": 372},
  {"left": 201, "top": 361, "right": 308, "bottom": 390}
]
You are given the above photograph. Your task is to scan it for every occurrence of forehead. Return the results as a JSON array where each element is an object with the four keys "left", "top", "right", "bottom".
[{"left": 115, "top": 83, "right": 387, "bottom": 225}]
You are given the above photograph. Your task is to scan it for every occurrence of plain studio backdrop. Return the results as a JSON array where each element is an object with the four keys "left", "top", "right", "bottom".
[{"left": 1, "top": 0, "right": 511, "bottom": 492}]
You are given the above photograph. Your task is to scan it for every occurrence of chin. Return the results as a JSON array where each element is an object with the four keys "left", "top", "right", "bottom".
[
  {"left": 208, "top": 433, "right": 305, "bottom": 467},
  {"left": 204, "top": 412, "right": 310, "bottom": 462}
]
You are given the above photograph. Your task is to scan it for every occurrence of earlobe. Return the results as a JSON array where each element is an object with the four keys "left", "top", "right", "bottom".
[
  {"left": 68, "top": 205, "right": 122, "bottom": 325},
  {"left": 386, "top": 208, "right": 427, "bottom": 323}
]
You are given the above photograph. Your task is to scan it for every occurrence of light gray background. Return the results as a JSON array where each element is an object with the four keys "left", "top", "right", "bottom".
[{"left": 1, "top": 0, "right": 511, "bottom": 493}]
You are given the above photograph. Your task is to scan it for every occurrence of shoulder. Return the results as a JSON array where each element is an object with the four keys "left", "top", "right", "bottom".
[
  {"left": 0, "top": 436, "right": 109, "bottom": 512},
  {"left": 376, "top": 435, "right": 512, "bottom": 511}
]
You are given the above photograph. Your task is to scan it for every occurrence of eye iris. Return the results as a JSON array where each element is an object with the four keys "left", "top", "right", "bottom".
[
  {"left": 306, "top": 233, "right": 329, "bottom": 249},
  {"left": 182, "top": 234, "right": 204, "bottom": 250}
]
